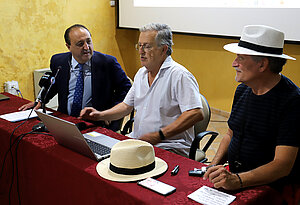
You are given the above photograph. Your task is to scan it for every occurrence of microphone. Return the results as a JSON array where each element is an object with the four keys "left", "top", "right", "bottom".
[
  {"left": 32, "top": 72, "right": 53, "bottom": 131},
  {"left": 41, "top": 66, "right": 61, "bottom": 113},
  {"left": 41, "top": 67, "right": 61, "bottom": 104},
  {"left": 34, "top": 72, "right": 52, "bottom": 105},
  {"left": 33, "top": 67, "right": 61, "bottom": 132}
]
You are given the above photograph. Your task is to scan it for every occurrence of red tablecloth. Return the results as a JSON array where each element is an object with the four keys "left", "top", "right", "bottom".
[{"left": 0, "top": 93, "right": 290, "bottom": 205}]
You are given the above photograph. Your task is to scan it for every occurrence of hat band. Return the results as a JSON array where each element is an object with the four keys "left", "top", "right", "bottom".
[
  {"left": 238, "top": 40, "right": 283, "bottom": 55},
  {"left": 109, "top": 161, "right": 155, "bottom": 175}
]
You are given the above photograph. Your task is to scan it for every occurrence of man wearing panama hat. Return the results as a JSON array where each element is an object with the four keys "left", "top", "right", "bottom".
[{"left": 203, "top": 25, "right": 300, "bottom": 193}]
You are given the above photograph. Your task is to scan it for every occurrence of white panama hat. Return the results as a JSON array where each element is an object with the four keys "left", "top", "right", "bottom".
[
  {"left": 224, "top": 25, "right": 296, "bottom": 60},
  {"left": 96, "top": 139, "right": 168, "bottom": 182}
]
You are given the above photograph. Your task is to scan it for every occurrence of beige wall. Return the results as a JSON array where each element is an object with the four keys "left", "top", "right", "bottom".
[
  {"left": 0, "top": 0, "right": 127, "bottom": 101},
  {"left": 118, "top": 30, "right": 300, "bottom": 112},
  {"left": 173, "top": 34, "right": 300, "bottom": 111},
  {"left": 1, "top": 1, "right": 299, "bottom": 112}
]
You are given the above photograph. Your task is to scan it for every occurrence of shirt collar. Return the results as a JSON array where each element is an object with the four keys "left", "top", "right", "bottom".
[
  {"left": 156, "top": 56, "right": 173, "bottom": 78},
  {"left": 160, "top": 55, "right": 173, "bottom": 70},
  {"left": 71, "top": 56, "right": 91, "bottom": 70},
  {"left": 142, "top": 55, "right": 173, "bottom": 76}
]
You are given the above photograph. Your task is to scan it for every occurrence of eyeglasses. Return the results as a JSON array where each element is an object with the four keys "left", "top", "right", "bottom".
[{"left": 135, "top": 43, "right": 153, "bottom": 52}]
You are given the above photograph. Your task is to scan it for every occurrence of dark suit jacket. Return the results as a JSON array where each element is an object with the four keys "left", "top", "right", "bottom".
[{"left": 45, "top": 51, "right": 131, "bottom": 131}]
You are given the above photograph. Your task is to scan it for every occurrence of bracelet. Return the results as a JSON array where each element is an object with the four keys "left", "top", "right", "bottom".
[
  {"left": 236, "top": 173, "right": 243, "bottom": 189},
  {"left": 158, "top": 129, "right": 165, "bottom": 140}
]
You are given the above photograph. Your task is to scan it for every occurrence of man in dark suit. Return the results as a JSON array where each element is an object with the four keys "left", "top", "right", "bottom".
[{"left": 19, "top": 24, "right": 131, "bottom": 131}]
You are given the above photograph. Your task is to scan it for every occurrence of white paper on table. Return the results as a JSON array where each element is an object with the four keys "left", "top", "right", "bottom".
[
  {"left": 0, "top": 109, "right": 52, "bottom": 122},
  {"left": 188, "top": 186, "right": 236, "bottom": 205}
]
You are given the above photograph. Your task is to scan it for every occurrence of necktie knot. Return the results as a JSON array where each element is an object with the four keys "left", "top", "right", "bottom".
[{"left": 78, "top": 63, "right": 84, "bottom": 71}]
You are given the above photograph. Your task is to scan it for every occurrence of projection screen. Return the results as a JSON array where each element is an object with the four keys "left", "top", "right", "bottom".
[{"left": 118, "top": 0, "right": 300, "bottom": 43}]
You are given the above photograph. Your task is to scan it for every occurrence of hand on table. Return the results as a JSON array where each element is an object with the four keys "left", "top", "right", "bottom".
[
  {"left": 203, "top": 165, "right": 241, "bottom": 190},
  {"left": 18, "top": 101, "right": 41, "bottom": 111}
]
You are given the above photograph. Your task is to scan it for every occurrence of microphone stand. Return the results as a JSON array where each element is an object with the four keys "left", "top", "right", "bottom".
[{"left": 41, "top": 101, "right": 46, "bottom": 114}]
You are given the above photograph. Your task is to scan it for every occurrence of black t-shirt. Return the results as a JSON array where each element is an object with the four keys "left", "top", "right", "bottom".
[{"left": 228, "top": 75, "right": 300, "bottom": 187}]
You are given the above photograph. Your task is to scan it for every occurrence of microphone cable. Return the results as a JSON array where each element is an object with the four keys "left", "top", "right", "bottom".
[
  {"left": 13, "top": 131, "right": 52, "bottom": 205},
  {"left": 5, "top": 130, "right": 52, "bottom": 205},
  {"left": 0, "top": 108, "right": 33, "bottom": 205},
  {"left": 11, "top": 86, "right": 23, "bottom": 99},
  {"left": 9, "top": 131, "right": 33, "bottom": 205}
]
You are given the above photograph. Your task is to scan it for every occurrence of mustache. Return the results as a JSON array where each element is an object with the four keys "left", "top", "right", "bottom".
[{"left": 82, "top": 50, "right": 91, "bottom": 54}]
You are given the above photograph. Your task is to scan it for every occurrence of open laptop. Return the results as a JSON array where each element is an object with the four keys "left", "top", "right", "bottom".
[{"left": 35, "top": 110, "right": 120, "bottom": 161}]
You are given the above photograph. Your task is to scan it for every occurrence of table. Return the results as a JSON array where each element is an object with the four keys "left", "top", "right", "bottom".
[{"left": 0, "top": 93, "right": 287, "bottom": 205}]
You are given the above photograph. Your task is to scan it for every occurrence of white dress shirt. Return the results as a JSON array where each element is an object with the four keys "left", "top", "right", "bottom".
[{"left": 123, "top": 56, "right": 202, "bottom": 156}]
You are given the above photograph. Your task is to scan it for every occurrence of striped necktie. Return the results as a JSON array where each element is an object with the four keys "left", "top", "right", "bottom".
[{"left": 71, "top": 64, "right": 84, "bottom": 117}]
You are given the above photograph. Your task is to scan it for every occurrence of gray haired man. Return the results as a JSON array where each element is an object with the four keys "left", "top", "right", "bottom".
[
  {"left": 204, "top": 25, "right": 299, "bottom": 194},
  {"left": 79, "top": 23, "right": 204, "bottom": 157}
]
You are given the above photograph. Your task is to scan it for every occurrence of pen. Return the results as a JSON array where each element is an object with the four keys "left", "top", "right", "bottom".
[{"left": 171, "top": 165, "right": 179, "bottom": 176}]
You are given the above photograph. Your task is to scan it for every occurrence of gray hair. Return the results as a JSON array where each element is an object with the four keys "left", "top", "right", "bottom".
[
  {"left": 140, "top": 23, "right": 173, "bottom": 56},
  {"left": 251, "top": 55, "right": 286, "bottom": 74}
]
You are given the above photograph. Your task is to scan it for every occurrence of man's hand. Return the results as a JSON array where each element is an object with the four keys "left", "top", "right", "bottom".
[
  {"left": 203, "top": 165, "right": 241, "bottom": 190},
  {"left": 18, "top": 101, "right": 41, "bottom": 111},
  {"left": 139, "top": 131, "right": 161, "bottom": 145},
  {"left": 79, "top": 107, "right": 102, "bottom": 121}
]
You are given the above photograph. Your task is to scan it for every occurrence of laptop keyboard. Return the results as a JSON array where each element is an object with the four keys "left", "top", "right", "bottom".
[{"left": 85, "top": 139, "right": 111, "bottom": 155}]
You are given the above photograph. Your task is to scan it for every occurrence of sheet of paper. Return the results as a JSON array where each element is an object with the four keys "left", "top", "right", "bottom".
[
  {"left": 0, "top": 109, "right": 52, "bottom": 122},
  {"left": 188, "top": 186, "right": 236, "bottom": 205}
]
